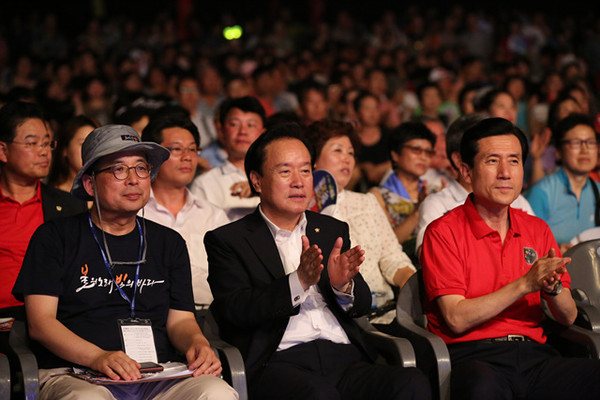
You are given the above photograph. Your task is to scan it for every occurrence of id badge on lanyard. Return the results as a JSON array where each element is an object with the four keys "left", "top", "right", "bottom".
[
  {"left": 118, "top": 318, "right": 158, "bottom": 363},
  {"left": 89, "top": 215, "right": 158, "bottom": 362}
]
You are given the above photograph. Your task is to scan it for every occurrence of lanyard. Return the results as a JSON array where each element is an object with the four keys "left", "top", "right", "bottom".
[{"left": 88, "top": 214, "right": 143, "bottom": 318}]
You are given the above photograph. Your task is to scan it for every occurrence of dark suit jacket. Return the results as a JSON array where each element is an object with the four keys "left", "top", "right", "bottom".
[
  {"left": 205, "top": 209, "right": 377, "bottom": 384},
  {"left": 40, "top": 183, "right": 88, "bottom": 221}
]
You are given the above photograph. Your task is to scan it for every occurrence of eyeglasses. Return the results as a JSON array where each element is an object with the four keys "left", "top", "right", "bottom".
[
  {"left": 561, "top": 139, "right": 598, "bottom": 149},
  {"left": 95, "top": 162, "right": 151, "bottom": 180},
  {"left": 11, "top": 139, "right": 57, "bottom": 152},
  {"left": 404, "top": 144, "right": 436, "bottom": 157},
  {"left": 166, "top": 145, "right": 200, "bottom": 157}
]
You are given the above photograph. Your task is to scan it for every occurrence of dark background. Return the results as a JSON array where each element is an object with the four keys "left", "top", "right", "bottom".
[{"left": 1, "top": 0, "right": 590, "bottom": 37}]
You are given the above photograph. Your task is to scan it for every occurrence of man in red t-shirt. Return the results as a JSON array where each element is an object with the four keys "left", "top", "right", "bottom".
[
  {"left": 0, "top": 101, "right": 86, "bottom": 314},
  {"left": 421, "top": 117, "right": 600, "bottom": 400}
]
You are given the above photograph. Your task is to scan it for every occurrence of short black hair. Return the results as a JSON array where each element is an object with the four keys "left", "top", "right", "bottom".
[
  {"left": 218, "top": 96, "right": 266, "bottom": 127},
  {"left": 389, "top": 121, "right": 436, "bottom": 158},
  {"left": 552, "top": 113, "right": 596, "bottom": 148},
  {"left": 244, "top": 122, "right": 314, "bottom": 196},
  {"left": 417, "top": 82, "right": 442, "bottom": 102},
  {"left": 460, "top": 117, "right": 529, "bottom": 168},
  {"left": 547, "top": 92, "right": 581, "bottom": 131},
  {"left": 297, "top": 79, "right": 327, "bottom": 103},
  {"left": 352, "top": 90, "right": 379, "bottom": 113},
  {"left": 265, "top": 111, "right": 302, "bottom": 130},
  {"left": 142, "top": 108, "right": 200, "bottom": 146},
  {"left": 458, "top": 83, "right": 482, "bottom": 114},
  {"left": 114, "top": 106, "right": 152, "bottom": 127},
  {"left": 0, "top": 101, "right": 49, "bottom": 143},
  {"left": 474, "top": 88, "right": 514, "bottom": 113},
  {"left": 446, "top": 113, "right": 489, "bottom": 171}
]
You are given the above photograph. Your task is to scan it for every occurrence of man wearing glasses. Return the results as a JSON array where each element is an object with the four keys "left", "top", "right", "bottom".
[
  {"left": 141, "top": 111, "right": 229, "bottom": 309},
  {"left": 12, "top": 125, "right": 237, "bottom": 399},
  {"left": 0, "top": 101, "right": 86, "bottom": 313},
  {"left": 526, "top": 113, "right": 600, "bottom": 252}
]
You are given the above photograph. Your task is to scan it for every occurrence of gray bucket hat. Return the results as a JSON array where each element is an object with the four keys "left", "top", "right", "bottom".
[{"left": 71, "top": 124, "right": 170, "bottom": 199}]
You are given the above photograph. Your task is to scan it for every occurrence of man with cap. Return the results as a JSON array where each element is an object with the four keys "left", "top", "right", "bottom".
[{"left": 12, "top": 125, "right": 238, "bottom": 400}]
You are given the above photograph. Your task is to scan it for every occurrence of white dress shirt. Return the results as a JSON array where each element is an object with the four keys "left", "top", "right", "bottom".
[
  {"left": 190, "top": 160, "right": 260, "bottom": 222},
  {"left": 258, "top": 207, "right": 352, "bottom": 351},
  {"left": 415, "top": 179, "right": 536, "bottom": 251},
  {"left": 142, "top": 189, "right": 230, "bottom": 305}
]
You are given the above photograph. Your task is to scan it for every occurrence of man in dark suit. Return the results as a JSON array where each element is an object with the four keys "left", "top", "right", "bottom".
[{"left": 205, "top": 123, "right": 430, "bottom": 400}]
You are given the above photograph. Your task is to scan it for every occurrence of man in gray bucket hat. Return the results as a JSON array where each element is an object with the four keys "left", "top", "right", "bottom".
[{"left": 12, "top": 125, "right": 238, "bottom": 400}]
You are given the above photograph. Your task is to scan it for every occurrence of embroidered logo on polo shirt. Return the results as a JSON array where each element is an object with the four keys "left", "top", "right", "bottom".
[{"left": 523, "top": 247, "right": 538, "bottom": 265}]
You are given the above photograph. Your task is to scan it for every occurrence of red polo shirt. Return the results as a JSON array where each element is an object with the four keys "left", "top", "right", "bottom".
[
  {"left": 0, "top": 181, "right": 44, "bottom": 308},
  {"left": 421, "top": 195, "right": 569, "bottom": 344}
]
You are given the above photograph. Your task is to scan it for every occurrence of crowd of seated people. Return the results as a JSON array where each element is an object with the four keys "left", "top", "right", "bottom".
[{"left": 2, "top": 3, "right": 600, "bottom": 399}]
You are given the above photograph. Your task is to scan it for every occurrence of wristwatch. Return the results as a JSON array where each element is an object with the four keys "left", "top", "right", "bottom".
[{"left": 543, "top": 280, "right": 563, "bottom": 296}]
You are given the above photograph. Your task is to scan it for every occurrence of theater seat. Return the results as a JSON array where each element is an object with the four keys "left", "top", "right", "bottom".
[
  {"left": 396, "top": 271, "right": 451, "bottom": 400},
  {"left": 563, "top": 239, "right": 600, "bottom": 332},
  {"left": 0, "top": 353, "right": 9, "bottom": 400}
]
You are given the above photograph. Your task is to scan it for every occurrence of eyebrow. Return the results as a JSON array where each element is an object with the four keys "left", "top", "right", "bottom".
[
  {"left": 485, "top": 153, "right": 522, "bottom": 159},
  {"left": 273, "top": 161, "right": 312, "bottom": 168},
  {"left": 23, "top": 133, "right": 51, "bottom": 140},
  {"left": 163, "top": 141, "right": 196, "bottom": 146}
]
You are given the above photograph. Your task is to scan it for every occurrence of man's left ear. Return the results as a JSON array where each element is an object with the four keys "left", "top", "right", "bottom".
[
  {"left": 82, "top": 174, "right": 95, "bottom": 198},
  {"left": 249, "top": 170, "right": 261, "bottom": 194}
]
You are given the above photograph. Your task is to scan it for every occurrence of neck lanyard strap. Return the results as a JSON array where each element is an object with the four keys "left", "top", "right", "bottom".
[{"left": 88, "top": 214, "right": 143, "bottom": 318}]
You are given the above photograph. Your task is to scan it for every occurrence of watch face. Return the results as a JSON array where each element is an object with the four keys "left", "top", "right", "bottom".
[
  {"left": 554, "top": 280, "right": 563, "bottom": 295},
  {"left": 546, "top": 280, "right": 562, "bottom": 296}
]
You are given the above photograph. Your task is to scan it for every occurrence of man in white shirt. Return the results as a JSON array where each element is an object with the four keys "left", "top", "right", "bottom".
[
  {"left": 415, "top": 114, "right": 534, "bottom": 253},
  {"left": 142, "top": 111, "right": 229, "bottom": 307},
  {"left": 190, "top": 96, "right": 265, "bottom": 221},
  {"left": 205, "top": 123, "right": 431, "bottom": 400}
]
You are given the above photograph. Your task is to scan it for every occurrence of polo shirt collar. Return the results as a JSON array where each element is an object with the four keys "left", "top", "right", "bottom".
[
  {"left": 464, "top": 194, "right": 521, "bottom": 239},
  {"left": 0, "top": 179, "right": 42, "bottom": 205},
  {"left": 557, "top": 167, "right": 592, "bottom": 194}
]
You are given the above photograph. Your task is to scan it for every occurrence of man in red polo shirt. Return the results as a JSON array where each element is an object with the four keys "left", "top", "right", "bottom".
[
  {"left": 421, "top": 117, "right": 600, "bottom": 400},
  {"left": 0, "top": 101, "right": 86, "bottom": 315}
]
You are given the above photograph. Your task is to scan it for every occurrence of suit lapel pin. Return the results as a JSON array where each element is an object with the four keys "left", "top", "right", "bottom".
[
  {"left": 314, "top": 228, "right": 320, "bottom": 233},
  {"left": 56, "top": 205, "right": 62, "bottom": 212}
]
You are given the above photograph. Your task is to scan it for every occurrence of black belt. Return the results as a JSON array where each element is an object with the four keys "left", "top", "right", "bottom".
[{"left": 477, "top": 335, "right": 533, "bottom": 343}]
